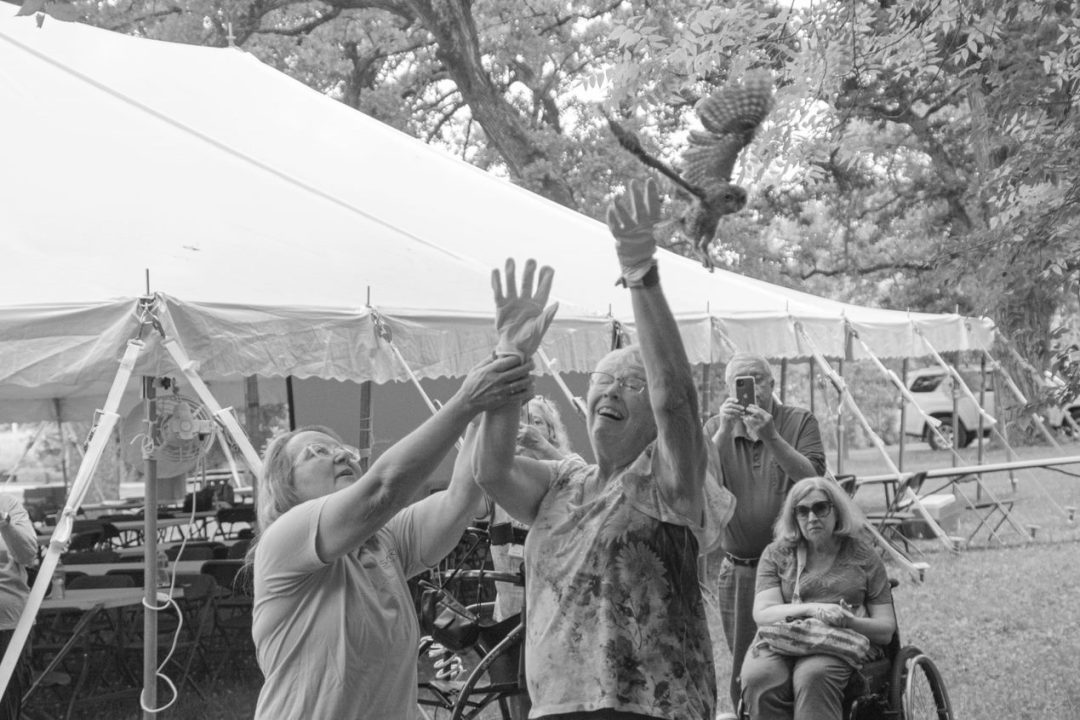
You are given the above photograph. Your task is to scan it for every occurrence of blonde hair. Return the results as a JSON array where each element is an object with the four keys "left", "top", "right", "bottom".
[
  {"left": 527, "top": 395, "right": 571, "bottom": 454},
  {"left": 772, "top": 476, "right": 867, "bottom": 545},
  {"left": 245, "top": 424, "right": 342, "bottom": 566}
]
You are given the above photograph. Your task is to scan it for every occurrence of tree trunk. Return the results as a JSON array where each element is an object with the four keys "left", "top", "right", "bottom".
[{"left": 405, "top": 0, "right": 578, "bottom": 208}]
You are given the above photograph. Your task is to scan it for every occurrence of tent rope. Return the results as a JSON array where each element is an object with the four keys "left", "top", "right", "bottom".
[{"left": 912, "top": 326, "right": 1051, "bottom": 531}]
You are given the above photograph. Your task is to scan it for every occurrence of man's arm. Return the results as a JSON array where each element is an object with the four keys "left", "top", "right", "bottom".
[
  {"left": 0, "top": 501, "right": 39, "bottom": 566},
  {"left": 743, "top": 407, "right": 824, "bottom": 481}
]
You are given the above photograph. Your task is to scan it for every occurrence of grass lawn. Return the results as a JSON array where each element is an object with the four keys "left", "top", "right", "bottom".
[{"left": 41, "top": 441, "right": 1080, "bottom": 719}]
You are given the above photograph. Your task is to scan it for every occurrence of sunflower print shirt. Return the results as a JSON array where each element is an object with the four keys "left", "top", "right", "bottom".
[{"left": 523, "top": 441, "right": 732, "bottom": 720}]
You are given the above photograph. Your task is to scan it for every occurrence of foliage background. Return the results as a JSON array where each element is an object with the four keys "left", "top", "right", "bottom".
[{"left": 9, "top": 0, "right": 1079, "bottom": 412}]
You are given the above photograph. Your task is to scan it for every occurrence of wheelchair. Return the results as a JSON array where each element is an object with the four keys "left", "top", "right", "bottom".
[
  {"left": 416, "top": 526, "right": 527, "bottom": 720},
  {"left": 738, "top": 580, "right": 953, "bottom": 720}
]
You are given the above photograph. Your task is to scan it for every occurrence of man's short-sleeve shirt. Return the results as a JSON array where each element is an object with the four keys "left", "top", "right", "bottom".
[{"left": 708, "top": 403, "right": 825, "bottom": 557}]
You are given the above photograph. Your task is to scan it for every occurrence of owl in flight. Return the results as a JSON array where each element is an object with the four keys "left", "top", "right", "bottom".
[{"left": 607, "top": 72, "right": 774, "bottom": 270}]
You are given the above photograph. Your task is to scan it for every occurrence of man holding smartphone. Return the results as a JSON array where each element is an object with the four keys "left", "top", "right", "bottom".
[{"left": 704, "top": 352, "right": 826, "bottom": 717}]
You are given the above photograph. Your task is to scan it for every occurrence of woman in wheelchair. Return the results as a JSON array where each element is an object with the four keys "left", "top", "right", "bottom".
[{"left": 741, "top": 476, "right": 897, "bottom": 720}]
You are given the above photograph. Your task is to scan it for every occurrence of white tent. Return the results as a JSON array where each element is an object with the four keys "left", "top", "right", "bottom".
[{"left": 0, "top": 11, "right": 994, "bottom": 428}]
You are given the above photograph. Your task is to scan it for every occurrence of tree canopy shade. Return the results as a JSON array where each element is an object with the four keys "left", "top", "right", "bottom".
[{"left": 0, "top": 10, "right": 995, "bottom": 423}]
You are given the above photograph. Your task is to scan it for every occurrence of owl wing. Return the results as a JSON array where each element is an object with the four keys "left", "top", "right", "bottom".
[{"left": 680, "top": 73, "right": 774, "bottom": 190}]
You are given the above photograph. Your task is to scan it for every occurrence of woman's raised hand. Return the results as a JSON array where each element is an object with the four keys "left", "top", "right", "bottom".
[
  {"left": 607, "top": 177, "right": 663, "bottom": 287},
  {"left": 491, "top": 258, "right": 558, "bottom": 361}
]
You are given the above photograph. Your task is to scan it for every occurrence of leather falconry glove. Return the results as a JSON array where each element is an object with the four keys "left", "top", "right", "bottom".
[
  {"left": 607, "top": 177, "right": 663, "bottom": 287},
  {"left": 491, "top": 258, "right": 558, "bottom": 362}
]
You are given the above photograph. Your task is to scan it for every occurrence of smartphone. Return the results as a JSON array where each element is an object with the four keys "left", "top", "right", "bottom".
[{"left": 734, "top": 376, "right": 756, "bottom": 408}]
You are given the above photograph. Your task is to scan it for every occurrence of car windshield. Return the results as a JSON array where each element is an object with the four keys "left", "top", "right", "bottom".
[{"left": 909, "top": 375, "right": 943, "bottom": 392}]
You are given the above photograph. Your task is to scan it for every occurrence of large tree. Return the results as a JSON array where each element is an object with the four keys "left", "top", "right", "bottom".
[{"left": 23, "top": 0, "right": 1080, "bottom": 380}]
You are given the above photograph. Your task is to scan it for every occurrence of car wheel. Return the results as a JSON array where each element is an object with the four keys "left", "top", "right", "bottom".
[
  {"left": 1064, "top": 408, "right": 1080, "bottom": 437},
  {"left": 927, "top": 417, "right": 968, "bottom": 450}
]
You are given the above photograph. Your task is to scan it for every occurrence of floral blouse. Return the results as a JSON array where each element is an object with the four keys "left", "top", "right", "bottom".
[{"left": 523, "top": 441, "right": 733, "bottom": 719}]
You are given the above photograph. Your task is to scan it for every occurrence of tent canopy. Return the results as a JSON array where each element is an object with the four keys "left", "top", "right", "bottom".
[{"left": 0, "top": 12, "right": 994, "bottom": 423}]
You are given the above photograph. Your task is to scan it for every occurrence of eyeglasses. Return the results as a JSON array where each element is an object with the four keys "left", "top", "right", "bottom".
[
  {"left": 588, "top": 371, "right": 647, "bottom": 394},
  {"left": 794, "top": 500, "right": 834, "bottom": 519},
  {"left": 293, "top": 442, "right": 362, "bottom": 469}
]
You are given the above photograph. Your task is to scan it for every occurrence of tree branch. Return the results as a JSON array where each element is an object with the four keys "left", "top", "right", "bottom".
[
  {"left": 256, "top": 6, "right": 343, "bottom": 36},
  {"left": 541, "top": 0, "right": 623, "bottom": 34},
  {"left": 426, "top": 100, "right": 467, "bottom": 142}
]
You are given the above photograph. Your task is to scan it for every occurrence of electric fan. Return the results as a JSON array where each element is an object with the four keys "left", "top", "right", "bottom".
[{"left": 123, "top": 390, "right": 215, "bottom": 484}]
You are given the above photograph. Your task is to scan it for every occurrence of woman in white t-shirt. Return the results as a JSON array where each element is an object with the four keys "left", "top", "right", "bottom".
[{"left": 248, "top": 259, "right": 558, "bottom": 720}]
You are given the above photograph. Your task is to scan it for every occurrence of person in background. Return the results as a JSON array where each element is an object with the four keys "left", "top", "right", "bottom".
[
  {"left": 473, "top": 178, "right": 734, "bottom": 720},
  {"left": 741, "top": 476, "right": 896, "bottom": 719},
  {"left": 248, "top": 257, "right": 557, "bottom": 720},
  {"left": 489, "top": 394, "right": 581, "bottom": 623},
  {"left": 0, "top": 495, "right": 39, "bottom": 720},
  {"left": 704, "top": 353, "right": 826, "bottom": 718}
]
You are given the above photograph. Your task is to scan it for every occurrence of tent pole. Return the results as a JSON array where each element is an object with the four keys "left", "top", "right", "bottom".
[
  {"left": 779, "top": 358, "right": 787, "bottom": 405},
  {"left": 794, "top": 321, "right": 956, "bottom": 560},
  {"left": 370, "top": 308, "right": 463, "bottom": 451},
  {"left": 358, "top": 381, "right": 372, "bottom": 473},
  {"left": 989, "top": 341, "right": 1068, "bottom": 449},
  {"left": 52, "top": 400, "right": 68, "bottom": 493},
  {"left": 835, "top": 356, "right": 845, "bottom": 476},
  {"left": 977, "top": 354, "right": 987, "bottom": 491},
  {"left": 0, "top": 338, "right": 142, "bottom": 701},
  {"left": 851, "top": 333, "right": 954, "bottom": 457},
  {"left": 974, "top": 344, "right": 1074, "bottom": 520},
  {"left": 160, "top": 337, "right": 263, "bottom": 484},
  {"left": 141, "top": 377, "right": 160, "bottom": 719},
  {"left": 899, "top": 359, "right": 908, "bottom": 472},
  {"left": 913, "top": 327, "right": 1037, "bottom": 536},
  {"left": 536, "top": 349, "right": 586, "bottom": 419},
  {"left": 286, "top": 377, "right": 297, "bottom": 431}
]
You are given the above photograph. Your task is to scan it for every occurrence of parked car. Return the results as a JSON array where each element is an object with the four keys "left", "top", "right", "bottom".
[
  {"left": 902, "top": 366, "right": 1080, "bottom": 449},
  {"left": 902, "top": 367, "right": 997, "bottom": 449}
]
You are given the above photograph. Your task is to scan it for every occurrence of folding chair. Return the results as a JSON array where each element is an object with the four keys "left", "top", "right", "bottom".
[
  {"left": 226, "top": 538, "right": 251, "bottom": 559},
  {"left": 60, "top": 550, "right": 120, "bottom": 565},
  {"left": 198, "top": 560, "right": 256, "bottom": 680},
  {"left": 166, "top": 544, "right": 218, "bottom": 562},
  {"left": 213, "top": 506, "right": 255, "bottom": 540},
  {"left": 950, "top": 473, "right": 1026, "bottom": 545},
  {"left": 864, "top": 471, "right": 928, "bottom": 555}
]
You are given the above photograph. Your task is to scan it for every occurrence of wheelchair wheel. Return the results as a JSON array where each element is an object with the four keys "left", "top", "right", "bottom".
[
  {"left": 449, "top": 622, "right": 524, "bottom": 720},
  {"left": 889, "top": 646, "right": 953, "bottom": 720}
]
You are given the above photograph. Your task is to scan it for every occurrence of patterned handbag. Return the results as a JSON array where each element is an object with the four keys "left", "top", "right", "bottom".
[
  {"left": 751, "top": 545, "right": 873, "bottom": 668},
  {"left": 753, "top": 617, "right": 872, "bottom": 667}
]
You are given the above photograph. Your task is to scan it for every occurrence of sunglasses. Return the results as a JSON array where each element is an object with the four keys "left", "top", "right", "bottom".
[
  {"left": 794, "top": 500, "right": 834, "bottom": 519},
  {"left": 293, "top": 442, "right": 362, "bottom": 469}
]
